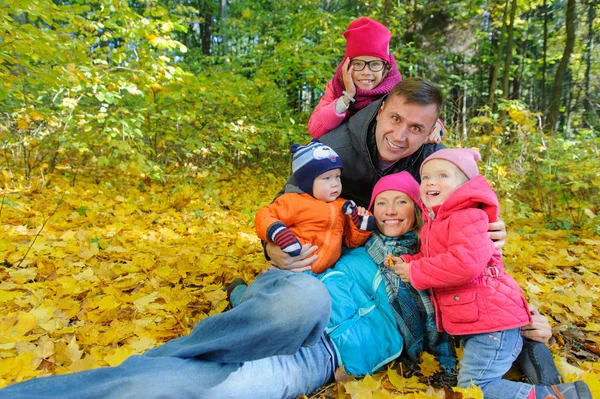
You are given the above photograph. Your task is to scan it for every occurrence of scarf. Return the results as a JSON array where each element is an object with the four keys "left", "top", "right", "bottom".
[
  {"left": 365, "top": 230, "right": 456, "bottom": 372},
  {"left": 331, "top": 53, "right": 402, "bottom": 114}
]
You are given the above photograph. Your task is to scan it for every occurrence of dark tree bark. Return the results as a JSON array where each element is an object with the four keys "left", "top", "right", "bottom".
[
  {"left": 488, "top": 0, "right": 510, "bottom": 109},
  {"left": 501, "top": 0, "right": 518, "bottom": 99},
  {"left": 583, "top": 1, "right": 596, "bottom": 127},
  {"left": 548, "top": 0, "right": 576, "bottom": 131},
  {"left": 541, "top": 0, "right": 549, "bottom": 115}
]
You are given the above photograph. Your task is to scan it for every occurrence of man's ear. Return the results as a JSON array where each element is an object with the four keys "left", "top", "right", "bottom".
[{"left": 377, "top": 101, "right": 385, "bottom": 119}]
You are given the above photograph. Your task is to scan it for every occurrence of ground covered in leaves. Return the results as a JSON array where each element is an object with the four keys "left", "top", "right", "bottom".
[{"left": 1, "top": 169, "right": 599, "bottom": 398}]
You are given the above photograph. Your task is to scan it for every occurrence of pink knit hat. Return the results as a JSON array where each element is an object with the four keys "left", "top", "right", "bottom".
[
  {"left": 368, "top": 171, "right": 420, "bottom": 210},
  {"left": 421, "top": 148, "right": 481, "bottom": 180},
  {"left": 344, "top": 17, "right": 391, "bottom": 63}
]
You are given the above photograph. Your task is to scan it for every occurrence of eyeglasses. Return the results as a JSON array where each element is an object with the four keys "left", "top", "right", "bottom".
[{"left": 350, "top": 59, "right": 387, "bottom": 72}]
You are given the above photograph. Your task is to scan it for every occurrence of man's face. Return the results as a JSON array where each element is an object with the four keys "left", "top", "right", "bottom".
[{"left": 375, "top": 95, "right": 439, "bottom": 163}]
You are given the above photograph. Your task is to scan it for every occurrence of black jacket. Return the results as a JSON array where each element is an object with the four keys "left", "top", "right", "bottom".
[{"left": 280, "top": 97, "right": 444, "bottom": 207}]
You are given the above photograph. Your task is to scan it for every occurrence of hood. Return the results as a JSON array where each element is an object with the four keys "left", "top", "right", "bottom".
[{"left": 426, "top": 175, "right": 500, "bottom": 223}]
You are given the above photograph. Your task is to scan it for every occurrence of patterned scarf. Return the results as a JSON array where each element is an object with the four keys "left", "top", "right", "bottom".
[
  {"left": 331, "top": 53, "right": 402, "bottom": 114},
  {"left": 365, "top": 230, "right": 456, "bottom": 372}
]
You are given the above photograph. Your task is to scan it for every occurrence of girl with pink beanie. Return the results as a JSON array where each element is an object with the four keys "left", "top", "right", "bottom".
[
  {"left": 308, "top": 17, "right": 445, "bottom": 141},
  {"left": 390, "top": 148, "right": 591, "bottom": 399}
]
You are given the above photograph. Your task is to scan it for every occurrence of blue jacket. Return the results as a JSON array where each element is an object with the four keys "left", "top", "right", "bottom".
[{"left": 318, "top": 247, "right": 403, "bottom": 376}]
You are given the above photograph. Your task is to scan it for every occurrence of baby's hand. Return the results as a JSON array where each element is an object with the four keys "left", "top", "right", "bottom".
[{"left": 356, "top": 206, "right": 367, "bottom": 217}]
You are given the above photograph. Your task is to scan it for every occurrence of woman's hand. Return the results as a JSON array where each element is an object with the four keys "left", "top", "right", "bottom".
[
  {"left": 488, "top": 219, "right": 507, "bottom": 250},
  {"left": 521, "top": 306, "right": 553, "bottom": 343},
  {"left": 342, "top": 58, "right": 356, "bottom": 103},
  {"left": 389, "top": 257, "right": 411, "bottom": 282},
  {"left": 265, "top": 242, "right": 318, "bottom": 273},
  {"left": 425, "top": 121, "right": 443, "bottom": 144}
]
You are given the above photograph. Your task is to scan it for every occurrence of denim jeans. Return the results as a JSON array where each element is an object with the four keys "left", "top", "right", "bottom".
[
  {"left": 459, "top": 328, "right": 534, "bottom": 399},
  {"left": 0, "top": 269, "right": 336, "bottom": 399}
]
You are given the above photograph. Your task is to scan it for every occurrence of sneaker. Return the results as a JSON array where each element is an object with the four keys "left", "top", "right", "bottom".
[
  {"left": 223, "top": 278, "right": 246, "bottom": 303},
  {"left": 519, "top": 339, "right": 562, "bottom": 385},
  {"left": 534, "top": 381, "right": 592, "bottom": 399}
]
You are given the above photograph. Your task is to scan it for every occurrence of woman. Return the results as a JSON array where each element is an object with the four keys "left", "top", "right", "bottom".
[{"left": 0, "top": 173, "right": 558, "bottom": 398}]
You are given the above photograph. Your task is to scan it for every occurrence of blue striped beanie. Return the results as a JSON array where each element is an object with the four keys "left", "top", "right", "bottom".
[{"left": 291, "top": 140, "right": 343, "bottom": 196}]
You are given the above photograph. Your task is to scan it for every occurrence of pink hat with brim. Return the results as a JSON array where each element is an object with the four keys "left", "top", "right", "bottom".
[
  {"left": 369, "top": 171, "right": 421, "bottom": 210},
  {"left": 421, "top": 148, "right": 481, "bottom": 180}
]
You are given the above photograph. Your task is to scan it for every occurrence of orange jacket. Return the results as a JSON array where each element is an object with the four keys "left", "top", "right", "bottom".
[{"left": 255, "top": 193, "right": 372, "bottom": 274}]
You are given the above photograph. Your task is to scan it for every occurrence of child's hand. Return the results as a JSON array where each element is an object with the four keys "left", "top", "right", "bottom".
[
  {"left": 388, "top": 257, "right": 411, "bottom": 283},
  {"left": 344, "top": 200, "right": 375, "bottom": 231},
  {"left": 356, "top": 206, "right": 367, "bottom": 217},
  {"left": 425, "top": 121, "right": 443, "bottom": 144},
  {"left": 342, "top": 58, "right": 356, "bottom": 101}
]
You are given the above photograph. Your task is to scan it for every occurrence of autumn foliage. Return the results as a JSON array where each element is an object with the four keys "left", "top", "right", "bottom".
[
  {"left": 1, "top": 0, "right": 599, "bottom": 397},
  {"left": 1, "top": 167, "right": 599, "bottom": 397}
]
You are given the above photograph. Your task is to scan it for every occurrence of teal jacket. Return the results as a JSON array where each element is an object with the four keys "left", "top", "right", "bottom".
[{"left": 318, "top": 247, "right": 403, "bottom": 376}]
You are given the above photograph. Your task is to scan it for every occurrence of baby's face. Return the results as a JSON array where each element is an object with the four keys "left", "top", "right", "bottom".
[
  {"left": 420, "top": 159, "right": 466, "bottom": 209},
  {"left": 312, "top": 168, "right": 342, "bottom": 202},
  {"left": 350, "top": 56, "right": 386, "bottom": 91}
]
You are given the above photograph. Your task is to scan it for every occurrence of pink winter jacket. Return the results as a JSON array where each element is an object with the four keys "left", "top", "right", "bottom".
[
  {"left": 402, "top": 176, "right": 532, "bottom": 336},
  {"left": 308, "top": 80, "right": 348, "bottom": 139}
]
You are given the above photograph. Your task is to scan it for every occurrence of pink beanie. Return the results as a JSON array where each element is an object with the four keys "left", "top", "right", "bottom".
[
  {"left": 368, "top": 171, "right": 420, "bottom": 210},
  {"left": 421, "top": 148, "right": 481, "bottom": 180},
  {"left": 344, "top": 17, "right": 391, "bottom": 63}
]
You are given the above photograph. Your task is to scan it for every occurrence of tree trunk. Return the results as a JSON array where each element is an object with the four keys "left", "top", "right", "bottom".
[
  {"left": 583, "top": 1, "right": 595, "bottom": 127},
  {"left": 548, "top": 0, "right": 576, "bottom": 131},
  {"left": 541, "top": 0, "right": 549, "bottom": 115},
  {"left": 488, "top": 0, "right": 510, "bottom": 109},
  {"left": 198, "top": 0, "right": 214, "bottom": 56},
  {"left": 501, "top": 0, "right": 518, "bottom": 99},
  {"left": 219, "top": 0, "right": 228, "bottom": 55}
]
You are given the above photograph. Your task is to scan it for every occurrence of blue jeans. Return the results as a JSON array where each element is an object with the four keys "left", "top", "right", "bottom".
[
  {"left": 0, "top": 269, "right": 336, "bottom": 399},
  {"left": 459, "top": 328, "right": 533, "bottom": 399}
]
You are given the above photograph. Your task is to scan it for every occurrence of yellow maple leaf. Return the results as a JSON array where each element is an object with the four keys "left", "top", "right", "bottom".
[
  {"left": 584, "top": 373, "right": 600, "bottom": 398},
  {"left": 104, "top": 346, "right": 134, "bottom": 367},
  {"left": 418, "top": 352, "right": 440, "bottom": 377},
  {"left": 16, "top": 118, "right": 29, "bottom": 131},
  {"left": 66, "top": 336, "right": 83, "bottom": 363},
  {"left": 452, "top": 384, "right": 484, "bottom": 398},
  {"left": 69, "top": 355, "right": 100, "bottom": 373},
  {"left": 386, "top": 368, "right": 428, "bottom": 392},
  {"left": 133, "top": 292, "right": 159, "bottom": 312}
]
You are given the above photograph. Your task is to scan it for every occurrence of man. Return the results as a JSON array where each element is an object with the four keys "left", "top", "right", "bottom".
[{"left": 281, "top": 77, "right": 444, "bottom": 208}]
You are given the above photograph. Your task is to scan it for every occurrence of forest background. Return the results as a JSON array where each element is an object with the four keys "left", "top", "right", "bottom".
[{"left": 1, "top": 0, "right": 599, "bottom": 397}]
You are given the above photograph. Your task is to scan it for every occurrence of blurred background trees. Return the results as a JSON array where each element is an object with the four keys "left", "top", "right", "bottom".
[{"left": 1, "top": 0, "right": 598, "bottom": 230}]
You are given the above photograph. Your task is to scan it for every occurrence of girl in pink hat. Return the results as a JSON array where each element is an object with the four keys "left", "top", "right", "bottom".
[
  {"left": 390, "top": 148, "right": 591, "bottom": 399},
  {"left": 308, "top": 17, "right": 445, "bottom": 141}
]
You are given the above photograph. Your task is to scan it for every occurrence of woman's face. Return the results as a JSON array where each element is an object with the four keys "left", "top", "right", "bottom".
[{"left": 372, "top": 190, "right": 416, "bottom": 237}]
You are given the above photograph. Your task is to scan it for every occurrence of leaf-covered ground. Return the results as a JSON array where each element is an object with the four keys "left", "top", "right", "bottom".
[{"left": 1, "top": 170, "right": 599, "bottom": 398}]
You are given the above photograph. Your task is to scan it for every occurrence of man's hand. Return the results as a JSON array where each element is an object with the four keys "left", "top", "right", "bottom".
[
  {"left": 265, "top": 242, "right": 318, "bottom": 272},
  {"left": 488, "top": 219, "right": 507, "bottom": 250},
  {"left": 521, "top": 306, "right": 553, "bottom": 343}
]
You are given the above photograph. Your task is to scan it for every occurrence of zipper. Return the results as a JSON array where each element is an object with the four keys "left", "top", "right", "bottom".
[{"left": 318, "top": 203, "right": 338, "bottom": 265}]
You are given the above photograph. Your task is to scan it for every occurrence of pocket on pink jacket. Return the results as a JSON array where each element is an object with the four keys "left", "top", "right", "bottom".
[{"left": 438, "top": 290, "right": 479, "bottom": 323}]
